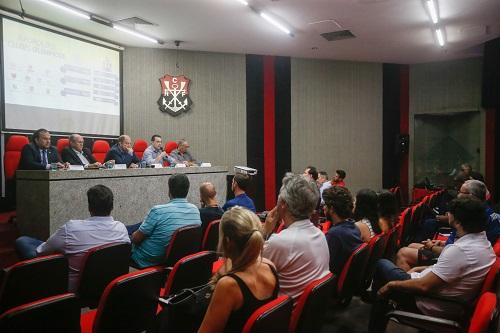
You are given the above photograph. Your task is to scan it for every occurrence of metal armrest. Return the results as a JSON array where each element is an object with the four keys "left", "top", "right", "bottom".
[{"left": 388, "top": 310, "right": 463, "bottom": 333}]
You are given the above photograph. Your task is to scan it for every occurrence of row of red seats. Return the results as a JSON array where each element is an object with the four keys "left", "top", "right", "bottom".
[{"left": 3, "top": 135, "right": 180, "bottom": 180}]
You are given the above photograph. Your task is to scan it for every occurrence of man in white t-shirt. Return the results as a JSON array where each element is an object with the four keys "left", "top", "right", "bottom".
[
  {"left": 369, "top": 196, "right": 496, "bottom": 332},
  {"left": 262, "top": 173, "right": 330, "bottom": 301}
]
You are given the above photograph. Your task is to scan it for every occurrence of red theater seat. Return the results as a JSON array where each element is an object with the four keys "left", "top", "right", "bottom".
[
  {"left": 202, "top": 219, "right": 221, "bottom": 251},
  {"left": 0, "top": 293, "right": 80, "bottom": 333},
  {"left": 80, "top": 267, "right": 163, "bottom": 333},
  {"left": 242, "top": 295, "right": 293, "bottom": 333},
  {"left": 164, "top": 224, "right": 202, "bottom": 267},
  {"left": 4, "top": 135, "right": 29, "bottom": 180},
  {"left": 289, "top": 272, "right": 335, "bottom": 333},
  {"left": 92, "top": 140, "right": 110, "bottom": 163},
  {"left": 0, "top": 254, "right": 68, "bottom": 313},
  {"left": 77, "top": 242, "right": 131, "bottom": 308},
  {"left": 56, "top": 138, "right": 69, "bottom": 154},
  {"left": 133, "top": 139, "right": 148, "bottom": 160},
  {"left": 164, "top": 141, "right": 178, "bottom": 154},
  {"left": 335, "top": 242, "right": 370, "bottom": 305}
]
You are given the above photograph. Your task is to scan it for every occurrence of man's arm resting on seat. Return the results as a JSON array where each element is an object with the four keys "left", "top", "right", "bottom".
[
  {"left": 131, "top": 230, "right": 146, "bottom": 245},
  {"left": 378, "top": 272, "right": 446, "bottom": 298}
]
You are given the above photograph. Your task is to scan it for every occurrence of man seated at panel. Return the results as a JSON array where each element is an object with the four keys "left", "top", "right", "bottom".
[
  {"left": 199, "top": 182, "right": 224, "bottom": 234},
  {"left": 323, "top": 186, "right": 363, "bottom": 275},
  {"left": 169, "top": 139, "right": 197, "bottom": 166},
  {"left": 104, "top": 135, "right": 140, "bottom": 168},
  {"left": 61, "top": 134, "right": 101, "bottom": 168},
  {"left": 396, "top": 180, "right": 500, "bottom": 272},
  {"left": 129, "top": 173, "right": 201, "bottom": 268},
  {"left": 15, "top": 185, "right": 130, "bottom": 292},
  {"left": 369, "top": 196, "right": 496, "bottom": 332},
  {"left": 223, "top": 173, "right": 256, "bottom": 212},
  {"left": 262, "top": 173, "right": 330, "bottom": 301},
  {"left": 142, "top": 134, "right": 175, "bottom": 166},
  {"left": 20, "top": 128, "right": 67, "bottom": 170}
]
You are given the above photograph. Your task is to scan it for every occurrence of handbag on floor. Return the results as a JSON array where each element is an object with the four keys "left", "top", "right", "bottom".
[{"left": 156, "top": 283, "right": 213, "bottom": 333}]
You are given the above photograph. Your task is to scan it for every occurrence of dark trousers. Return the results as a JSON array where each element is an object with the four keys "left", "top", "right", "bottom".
[
  {"left": 15, "top": 236, "right": 44, "bottom": 260},
  {"left": 369, "top": 259, "right": 418, "bottom": 333},
  {"left": 126, "top": 222, "right": 142, "bottom": 235}
]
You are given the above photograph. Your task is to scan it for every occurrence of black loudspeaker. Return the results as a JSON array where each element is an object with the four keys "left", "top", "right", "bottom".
[
  {"left": 398, "top": 134, "right": 409, "bottom": 154},
  {"left": 482, "top": 37, "right": 500, "bottom": 109}
]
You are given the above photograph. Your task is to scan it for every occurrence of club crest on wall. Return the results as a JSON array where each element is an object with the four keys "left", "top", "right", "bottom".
[{"left": 157, "top": 74, "right": 193, "bottom": 116}]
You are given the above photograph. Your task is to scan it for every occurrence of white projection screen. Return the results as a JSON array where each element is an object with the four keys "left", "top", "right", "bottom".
[{"left": 1, "top": 17, "right": 121, "bottom": 136}]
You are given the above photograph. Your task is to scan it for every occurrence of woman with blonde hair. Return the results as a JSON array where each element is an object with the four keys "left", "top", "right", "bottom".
[{"left": 198, "top": 206, "right": 279, "bottom": 333}]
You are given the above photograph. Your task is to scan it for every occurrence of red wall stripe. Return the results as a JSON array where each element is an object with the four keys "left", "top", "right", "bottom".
[
  {"left": 485, "top": 108, "right": 495, "bottom": 199},
  {"left": 263, "top": 56, "right": 276, "bottom": 210},
  {"left": 399, "top": 65, "right": 410, "bottom": 204}
]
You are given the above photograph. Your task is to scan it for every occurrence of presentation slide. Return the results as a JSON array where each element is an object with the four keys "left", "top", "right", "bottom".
[{"left": 2, "top": 18, "right": 121, "bottom": 136}]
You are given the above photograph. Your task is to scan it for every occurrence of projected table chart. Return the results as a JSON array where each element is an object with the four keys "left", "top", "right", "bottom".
[{"left": 16, "top": 166, "right": 228, "bottom": 240}]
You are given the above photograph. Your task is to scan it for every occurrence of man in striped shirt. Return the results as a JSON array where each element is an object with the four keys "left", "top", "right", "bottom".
[{"left": 130, "top": 173, "right": 201, "bottom": 268}]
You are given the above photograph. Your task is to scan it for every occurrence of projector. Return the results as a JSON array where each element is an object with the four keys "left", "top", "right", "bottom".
[{"left": 234, "top": 166, "right": 258, "bottom": 176}]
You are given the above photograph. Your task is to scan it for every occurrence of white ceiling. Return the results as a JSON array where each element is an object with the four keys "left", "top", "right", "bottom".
[{"left": 1, "top": 0, "right": 500, "bottom": 63}]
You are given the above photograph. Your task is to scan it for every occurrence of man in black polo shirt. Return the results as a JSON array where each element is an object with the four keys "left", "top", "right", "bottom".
[{"left": 323, "top": 186, "right": 363, "bottom": 275}]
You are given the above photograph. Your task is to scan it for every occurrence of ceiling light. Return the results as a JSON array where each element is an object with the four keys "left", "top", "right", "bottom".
[
  {"left": 426, "top": 0, "right": 439, "bottom": 24},
  {"left": 112, "top": 24, "right": 160, "bottom": 44},
  {"left": 260, "top": 12, "right": 291, "bottom": 35},
  {"left": 37, "top": 0, "right": 90, "bottom": 20},
  {"left": 235, "top": 0, "right": 249, "bottom": 5},
  {"left": 435, "top": 28, "right": 445, "bottom": 46}
]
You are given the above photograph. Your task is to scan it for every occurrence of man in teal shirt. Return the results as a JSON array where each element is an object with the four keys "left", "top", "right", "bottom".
[{"left": 130, "top": 173, "right": 201, "bottom": 268}]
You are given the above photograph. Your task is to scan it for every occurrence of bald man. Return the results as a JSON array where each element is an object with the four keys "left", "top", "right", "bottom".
[
  {"left": 199, "top": 182, "right": 224, "bottom": 233},
  {"left": 61, "top": 134, "right": 101, "bottom": 168},
  {"left": 104, "top": 135, "right": 140, "bottom": 168}
]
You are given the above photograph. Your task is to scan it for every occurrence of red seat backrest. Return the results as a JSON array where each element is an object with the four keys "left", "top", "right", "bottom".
[
  {"left": 164, "top": 141, "right": 178, "bottom": 154},
  {"left": 202, "top": 220, "right": 221, "bottom": 251},
  {"left": 242, "top": 295, "right": 293, "bottom": 333},
  {"left": 56, "top": 138, "right": 70, "bottom": 154},
  {"left": 164, "top": 225, "right": 202, "bottom": 267},
  {"left": 337, "top": 243, "right": 370, "bottom": 298},
  {"left": 467, "top": 292, "right": 497, "bottom": 333},
  {"left": 92, "top": 140, "right": 110, "bottom": 163},
  {"left": 133, "top": 139, "right": 148, "bottom": 160},
  {"left": 289, "top": 272, "right": 335, "bottom": 333},
  {"left": 4, "top": 135, "right": 29, "bottom": 179},
  {"left": 480, "top": 257, "right": 500, "bottom": 295},
  {"left": 493, "top": 239, "right": 500, "bottom": 256}
]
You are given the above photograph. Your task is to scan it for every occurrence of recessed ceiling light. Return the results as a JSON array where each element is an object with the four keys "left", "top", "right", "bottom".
[
  {"left": 112, "top": 24, "right": 160, "bottom": 44},
  {"left": 435, "top": 28, "right": 445, "bottom": 46},
  {"left": 426, "top": 0, "right": 439, "bottom": 24},
  {"left": 260, "top": 12, "right": 292, "bottom": 35}
]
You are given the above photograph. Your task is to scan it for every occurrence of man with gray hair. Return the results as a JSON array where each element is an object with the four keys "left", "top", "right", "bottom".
[
  {"left": 61, "top": 134, "right": 101, "bottom": 167},
  {"left": 104, "top": 135, "right": 140, "bottom": 168},
  {"left": 170, "top": 139, "right": 197, "bottom": 166},
  {"left": 262, "top": 173, "right": 330, "bottom": 300},
  {"left": 396, "top": 179, "right": 500, "bottom": 271}
]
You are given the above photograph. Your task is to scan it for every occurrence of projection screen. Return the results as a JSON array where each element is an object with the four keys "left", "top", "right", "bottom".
[{"left": 1, "top": 17, "right": 121, "bottom": 136}]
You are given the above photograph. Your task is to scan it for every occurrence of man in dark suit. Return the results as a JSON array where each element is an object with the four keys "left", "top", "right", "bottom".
[
  {"left": 20, "top": 129, "right": 67, "bottom": 170},
  {"left": 104, "top": 135, "right": 140, "bottom": 168},
  {"left": 61, "top": 134, "right": 101, "bottom": 167}
]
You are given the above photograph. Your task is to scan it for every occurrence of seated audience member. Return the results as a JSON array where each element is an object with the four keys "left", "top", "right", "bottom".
[
  {"left": 317, "top": 171, "right": 329, "bottom": 187},
  {"left": 170, "top": 139, "right": 197, "bottom": 166},
  {"left": 199, "top": 207, "right": 278, "bottom": 333},
  {"left": 262, "top": 173, "right": 330, "bottom": 300},
  {"left": 199, "top": 182, "right": 224, "bottom": 233},
  {"left": 142, "top": 134, "right": 175, "bottom": 166},
  {"left": 15, "top": 185, "right": 130, "bottom": 292},
  {"left": 20, "top": 128, "right": 67, "bottom": 170},
  {"left": 396, "top": 179, "right": 500, "bottom": 271},
  {"left": 377, "top": 191, "right": 398, "bottom": 233},
  {"left": 129, "top": 173, "right": 201, "bottom": 268},
  {"left": 323, "top": 186, "right": 363, "bottom": 275},
  {"left": 354, "top": 189, "right": 381, "bottom": 242},
  {"left": 369, "top": 197, "right": 496, "bottom": 332},
  {"left": 61, "top": 134, "right": 101, "bottom": 168},
  {"left": 104, "top": 135, "right": 140, "bottom": 168},
  {"left": 303, "top": 166, "right": 319, "bottom": 183},
  {"left": 223, "top": 173, "right": 256, "bottom": 212},
  {"left": 320, "top": 169, "right": 346, "bottom": 203},
  {"left": 460, "top": 163, "right": 484, "bottom": 182}
]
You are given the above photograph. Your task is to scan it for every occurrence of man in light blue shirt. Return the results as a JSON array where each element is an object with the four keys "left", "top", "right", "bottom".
[
  {"left": 142, "top": 134, "right": 175, "bottom": 166},
  {"left": 130, "top": 173, "right": 201, "bottom": 268}
]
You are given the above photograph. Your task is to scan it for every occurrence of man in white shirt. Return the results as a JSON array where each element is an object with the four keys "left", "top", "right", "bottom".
[
  {"left": 369, "top": 197, "right": 496, "bottom": 332},
  {"left": 262, "top": 173, "right": 330, "bottom": 301},
  {"left": 15, "top": 185, "right": 130, "bottom": 292}
]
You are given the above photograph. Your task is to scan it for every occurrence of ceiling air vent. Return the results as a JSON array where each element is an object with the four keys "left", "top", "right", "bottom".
[
  {"left": 115, "top": 17, "right": 157, "bottom": 26},
  {"left": 320, "top": 30, "right": 356, "bottom": 41}
]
